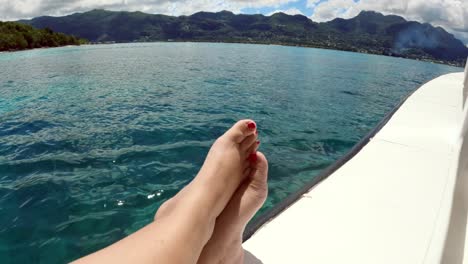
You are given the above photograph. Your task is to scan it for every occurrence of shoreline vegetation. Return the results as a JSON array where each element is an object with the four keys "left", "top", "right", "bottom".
[
  {"left": 0, "top": 21, "right": 88, "bottom": 52},
  {"left": 2, "top": 9, "right": 467, "bottom": 67},
  {"left": 19, "top": 10, "right": 468, "bottom": 67}
]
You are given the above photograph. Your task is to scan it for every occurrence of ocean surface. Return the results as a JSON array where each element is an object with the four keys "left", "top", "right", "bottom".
[{"left": 0, "top": 43, "right": 460, "bottom": 263}]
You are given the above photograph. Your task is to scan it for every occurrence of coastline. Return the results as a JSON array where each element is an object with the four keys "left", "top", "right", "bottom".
[
  {"left": 1, "top": 40, "right": 464, "bottom": 68},
  {"left": 0, "top": 44, "right": 84, "bottom": 53},
  {"left": 107, "top": 40, "right": 468, "bottom": 68},
  {"left": 180, "top": 40, "right": 466, "bottom": 67}
]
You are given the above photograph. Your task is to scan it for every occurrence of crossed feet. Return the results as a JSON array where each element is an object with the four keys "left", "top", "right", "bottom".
[{"left": 155, "top": 120, "right": 269, "bottom": 264}]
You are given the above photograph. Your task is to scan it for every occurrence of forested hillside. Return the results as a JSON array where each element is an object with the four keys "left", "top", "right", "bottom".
[
  {"left": 19, "top": 10, "right": 468, "bottom": 66},
  {"left": 0, "top": 21, "right": 87, "bottom": 51}
]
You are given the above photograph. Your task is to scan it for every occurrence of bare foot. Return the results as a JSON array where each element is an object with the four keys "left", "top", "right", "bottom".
[
  {"left": 197, "top": 152, "right": 269, "bottom": 264},
  {"left": 155, "top": 120, "right": 259, "bottom": 242},
  {"left": 156, "top": 144, "right": 268, "bottom": 264},
  {"left": 74, "top": 120, "right": 260, "bottom": 264}
]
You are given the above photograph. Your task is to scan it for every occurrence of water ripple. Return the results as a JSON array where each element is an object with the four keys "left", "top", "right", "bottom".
[{"left": 0, "top": 43, "right": 460, "bottom": 263}]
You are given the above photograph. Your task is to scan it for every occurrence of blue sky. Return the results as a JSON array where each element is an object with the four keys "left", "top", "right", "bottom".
[
  {"left": 241, "top": 0, "right": 313, "bottom": 16},
  {"left": 240, "top": 0, "right": 359, "bottom": 17}
]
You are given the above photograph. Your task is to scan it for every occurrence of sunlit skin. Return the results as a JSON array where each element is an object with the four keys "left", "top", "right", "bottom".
[
  {"left": 73, "top": 120, "right": 269, "bottom": 264},
  {"left": 157, "top": 147, "right": 269, "bottom": 264}
]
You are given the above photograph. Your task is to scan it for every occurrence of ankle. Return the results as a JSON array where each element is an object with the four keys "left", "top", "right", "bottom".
[
  {"left": 224, "top": 243, "right": 244, "bottom": 264},
  {"left": 190, "top": 177, "right": 229, "bottom": 218}
]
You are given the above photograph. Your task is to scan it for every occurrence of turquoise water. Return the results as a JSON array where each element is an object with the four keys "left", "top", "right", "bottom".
[{"left": 0, "top": 43, "right": 460, "bottom": 263}]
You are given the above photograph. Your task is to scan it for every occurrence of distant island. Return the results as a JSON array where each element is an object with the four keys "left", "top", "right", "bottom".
[
  {"left": 0, "top": 21, "right": 87, "bottom": 51},
  {"left": 16, "top": 10, "right": 468, "bottom": 66}
]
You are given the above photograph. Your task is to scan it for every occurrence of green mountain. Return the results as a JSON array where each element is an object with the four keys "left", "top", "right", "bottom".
[
  {"left": 19, "top": 9, "right": 468, "bottom": 66},
  {"left": 0, "top": 21, "right": 87, "bottom": 51}
]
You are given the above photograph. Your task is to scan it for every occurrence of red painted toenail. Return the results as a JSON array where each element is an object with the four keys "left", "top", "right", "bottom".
[
  {"left": 249, "top": 153, "right": 258, "bottom": 163},
  {"left": 247, "top": 122, "right": 256, "bottom": 130},
  {"left": 256, "top": 140, "right": 260, "bottom": 145}
]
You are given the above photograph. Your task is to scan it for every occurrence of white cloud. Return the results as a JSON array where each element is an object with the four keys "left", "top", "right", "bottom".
[
  {"left": 268, "top": 7, "right": 304, "bottom": 16},
  {"left": 0, "top": 0, "right": 299, "bottom": 20},
  {"left": 306, "top": 0, "right": 322, "bottom": 8},
  {"left": 309, "top": 0, "right": 468, "bottom": 43},
  {"left": 308, "top": 0, "right": 355, "bottom": 21}
]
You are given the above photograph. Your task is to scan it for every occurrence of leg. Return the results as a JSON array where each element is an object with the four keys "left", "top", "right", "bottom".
[
  {"left": 73, "top": 120, "right": 259, "bottom": 264},
  {"left": 156, "top": 151, "right": 269, "bottom": 264},
  {"left": 197, "top": 152, "right": 269, "bottom": 264}
]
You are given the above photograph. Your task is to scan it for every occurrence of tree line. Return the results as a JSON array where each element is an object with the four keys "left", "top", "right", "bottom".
[{"left": 0, "top": 21, "right": 88, "bottom": 51}]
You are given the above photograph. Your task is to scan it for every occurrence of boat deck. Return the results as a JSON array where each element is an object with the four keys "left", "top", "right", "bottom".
[{"left": 244, "top": 72, "right": 467, "bottom": 264}]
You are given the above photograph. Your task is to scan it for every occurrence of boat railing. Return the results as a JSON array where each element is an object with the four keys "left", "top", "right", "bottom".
[
  {"left": 464, "top": 57, "right": 468, "bottom": 107},
  {"left": 442, "top": 57, "right": 468, "bottom": 263}
]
